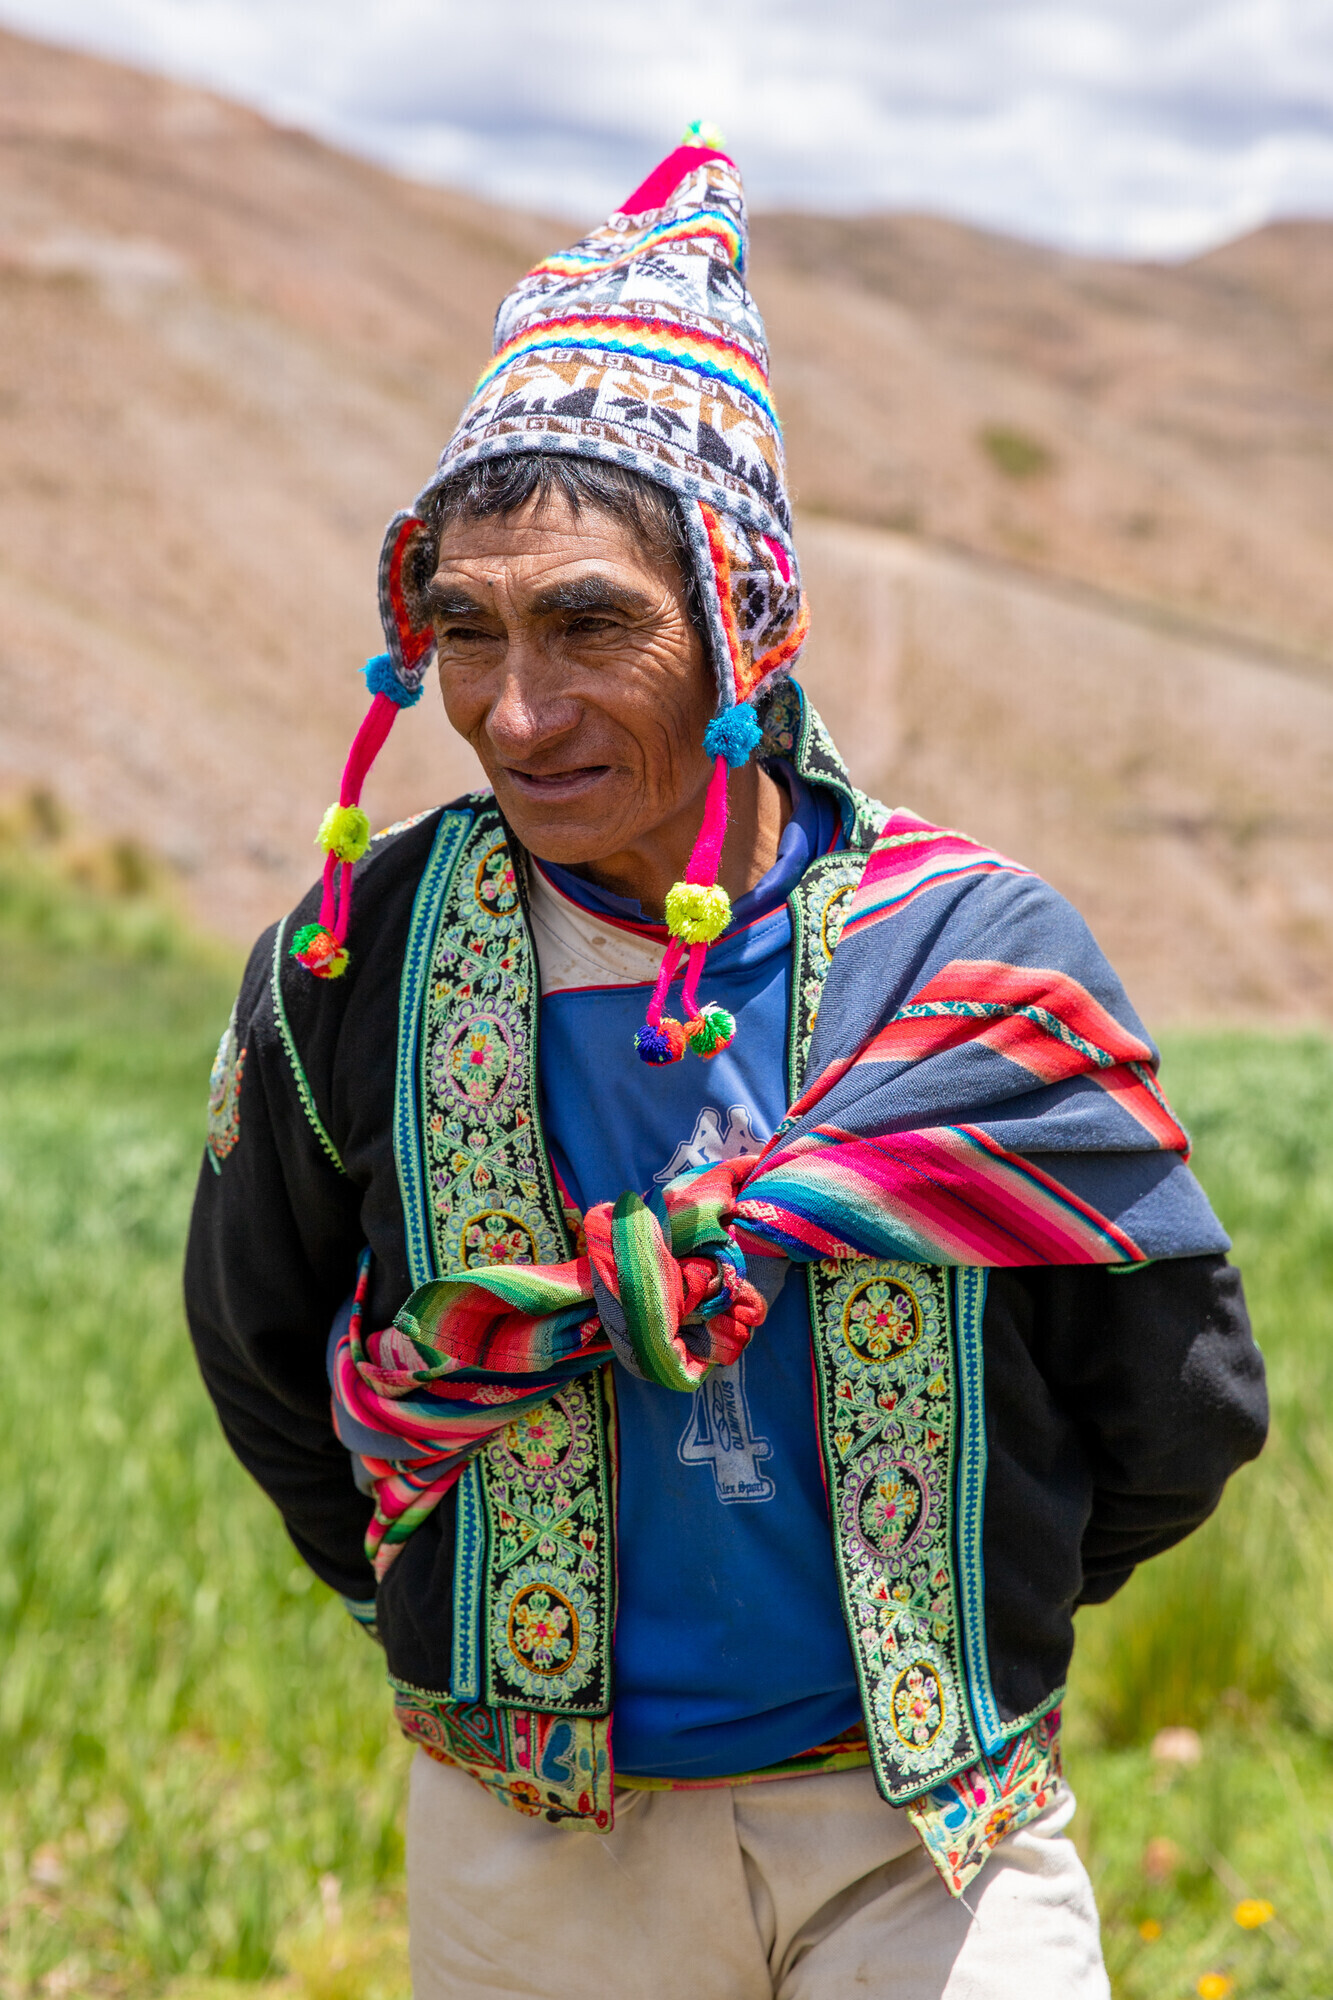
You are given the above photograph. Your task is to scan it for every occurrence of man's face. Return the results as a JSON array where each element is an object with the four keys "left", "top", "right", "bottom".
[{"left": 424, "top": 489, "right": 714, "bottom": 869}]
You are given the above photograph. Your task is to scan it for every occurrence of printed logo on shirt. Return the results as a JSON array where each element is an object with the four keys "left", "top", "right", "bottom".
[
  {"left": 653, "top": 1103, "right": 767, "bottom": 1184},
  {"left": 677, "top": 1353, "right": 775, "bottom": 1504},
  {"left": 657, "top": 1101, "right": 776, "bottom": 1503}
]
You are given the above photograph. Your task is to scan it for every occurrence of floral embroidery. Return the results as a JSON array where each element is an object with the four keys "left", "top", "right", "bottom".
[
  {"left": 417, "top": 808, "right": 567, "bottom": 1277},
  {"left": 506, "top": 1576, "right": 582, "bottom": 1678},
  {"left": 400, "top": 807, "right": 614, "bottom": 1723},
  {"left": 499, "top": 1405, "right": 574, "bottom": 1481},
  {"left": 785, "top": 854, "right": 870, "bottom": 1088},
  {"left": 477, "top": 1373, "right": 613, "bottom": 1712},
  {"left": 821, "top": 881, "right": 853, "bottom": 956},
  {"left": 808, "top": 1257, "right": 979, "bottom": 1796},
  {"left": 787, "top": 853, "right": 981, "bottom": 1800},
  {"left": 206, "top": 1008, "right": 245, "bottom": 1165},
  {"left": 892, "top": 1660, "right": 945, "bottom": 1747},
  {"left": 391, "top": 1684, "right": 613, "bottom": 1830},
  {"left": 462, "top": 1210, "right": 539, "bottom": 1268},
  {"left": 443, "top": 1015, "right": 514, "bottom": 1108},
  {"left": 906, "top": 1706, "right": 1063, "bottom": 1895},
  {"left": 856, "top": 1457, "right": 927, "bottom": 1557},
  {"left": 475, "top": 842, "right": 520, "bottom": 914},
  {"left": 844, "top": 1277, "right": 923, "bottom": 1362}
]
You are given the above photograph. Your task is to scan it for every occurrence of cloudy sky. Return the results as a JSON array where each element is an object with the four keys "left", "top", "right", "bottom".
[{"left": 4, "top": 0, "right": 1333, "bottom": 256}]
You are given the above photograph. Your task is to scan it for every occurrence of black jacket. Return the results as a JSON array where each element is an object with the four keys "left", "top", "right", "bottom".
[{"left": 185, "top": 803, "right": 1269, "bottom": 1725}]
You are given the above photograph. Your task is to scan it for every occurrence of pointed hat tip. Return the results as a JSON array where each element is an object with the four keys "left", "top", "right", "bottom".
[{"left": 620, "top": 123, "right": 735, "bottom": 218}]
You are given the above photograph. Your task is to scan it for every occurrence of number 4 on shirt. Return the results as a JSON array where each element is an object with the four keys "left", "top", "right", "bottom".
[{"left": 677, "top": 1355, "right": 775, "bottom": 1504}]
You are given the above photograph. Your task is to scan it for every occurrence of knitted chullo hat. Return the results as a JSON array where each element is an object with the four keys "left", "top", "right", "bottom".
[{"left": 295, "top": 123, "right": 809, "bottom": 1064}]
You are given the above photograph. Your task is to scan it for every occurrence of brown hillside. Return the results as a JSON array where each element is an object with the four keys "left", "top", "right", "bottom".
[
  {"left": 1, "top": 27, "right": 1331, "bottom": 1024},
  {"left": 752, "top": 210, "right": 1333, "bottom": 668}
]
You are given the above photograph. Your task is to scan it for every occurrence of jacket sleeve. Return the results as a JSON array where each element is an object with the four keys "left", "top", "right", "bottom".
[
  {"left": 184, "top": 925, "right": 375, "bottom": 1601},
  {"left": 1025, "top": 1254, "right": 1268, "bottom": 1603}
]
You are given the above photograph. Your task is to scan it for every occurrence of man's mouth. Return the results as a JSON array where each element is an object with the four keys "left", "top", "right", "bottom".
[{"left": 502, "top": 765, "right": 611, "bottom": 803}]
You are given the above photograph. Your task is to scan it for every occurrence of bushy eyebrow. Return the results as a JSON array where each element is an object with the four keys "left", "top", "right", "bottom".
[
  {"left": 423, "top": 582, "right": 490, "bottom": 618},
  {"left": 422, "top": 571, "right": 654, "bottom": 621},
  {"left": 528, "top": 576, "right": 654, "bottom": 618}
]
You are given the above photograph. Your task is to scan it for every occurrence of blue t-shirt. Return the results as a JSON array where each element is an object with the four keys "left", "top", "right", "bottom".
[{"left": 538, "top": 772, "right": 861, "bottom": 1778}]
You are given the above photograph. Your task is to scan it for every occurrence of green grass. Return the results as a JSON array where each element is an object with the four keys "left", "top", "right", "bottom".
[
  {"left": 1066, "top": 1033, "right": 1333, "bottom": 1997},
  {"left": 2, "top": 850, "right": 1332, "bottom": 1997},
  {"left": 0, "top": 857, "right": 409, "bottom": 1998}
]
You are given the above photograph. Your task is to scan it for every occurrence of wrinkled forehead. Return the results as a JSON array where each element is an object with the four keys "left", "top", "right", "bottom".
[
  {"left": 425, "top": 481, "right": 692, "bottom": 603},
  {"left": 424, "top": 513, "right": 690, "bottom": 620}
]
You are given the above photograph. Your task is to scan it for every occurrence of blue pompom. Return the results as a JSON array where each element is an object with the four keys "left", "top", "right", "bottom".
[
  {"left": 703, "top": 704, "right": 763, "bottom": 768},
  {"left": 635, "top": 1024, "right": 677, "bottom": 1065},
  {"left": 363, "top": 653, "right": 424, "bottom": 709}
]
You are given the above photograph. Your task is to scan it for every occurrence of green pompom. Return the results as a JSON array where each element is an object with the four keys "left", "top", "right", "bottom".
[{"left": 686, "top": 1004, "right": 736, "bottom": 1057}]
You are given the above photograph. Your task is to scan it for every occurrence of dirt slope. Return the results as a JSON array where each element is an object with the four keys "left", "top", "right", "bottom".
[
  {"left": 0, "top": 27, "right": 547, "bottom": 937},
  {"left": 752, "top": 211, "right": 1333, "bottom": 670},
  {"left": 796, "top": 523, "right": 1333, "bottom": 1024},
  {"left": 1, "top": 26, "right": 1331, "bottom": 1024}
]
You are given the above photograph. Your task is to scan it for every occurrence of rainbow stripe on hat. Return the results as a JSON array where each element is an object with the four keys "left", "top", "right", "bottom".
[
  {"left": 472, "top": 310, "right": 779, "bottom": 433},
  {"left": 530, "top": 206, "right": 746, "bottom": 282}
]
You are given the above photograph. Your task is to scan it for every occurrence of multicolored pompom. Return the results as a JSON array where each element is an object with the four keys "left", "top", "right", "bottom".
[
  {"left": 665, "top": 880, "right": 731, "bottom": 944},
  {"left": 290, "top": 922, "right": 350, "bottom": 979},
  {"left": 684, "top": 1003, "right": 736, "bottom": 1058},
  {"left": 317, "top": 803, "right": 372, "bottom": 863},
  {"left": 635, "top": 1018, "right": 689, "bottom": 1064}
]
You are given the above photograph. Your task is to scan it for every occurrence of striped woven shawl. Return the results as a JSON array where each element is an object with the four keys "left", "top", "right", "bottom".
[{"left": 333, "top": 810, "right": 1228, "bottom": 1575}]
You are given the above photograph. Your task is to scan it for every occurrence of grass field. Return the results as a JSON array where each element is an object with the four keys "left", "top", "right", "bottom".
[{"left": 2, "top": 839, "right": 1332, "bottom": 1999}]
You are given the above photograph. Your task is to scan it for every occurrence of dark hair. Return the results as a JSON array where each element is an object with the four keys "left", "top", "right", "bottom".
[{"left": 412, "top": 453, "right": 705, "bottom": 636}]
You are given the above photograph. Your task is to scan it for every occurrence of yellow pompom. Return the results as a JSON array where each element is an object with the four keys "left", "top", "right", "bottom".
[
  {"left": 317, "top": 804, "right": 371, "bottom": 863},
  {"left": 665, "top": 881, "right": 731, "bottom": 944}
]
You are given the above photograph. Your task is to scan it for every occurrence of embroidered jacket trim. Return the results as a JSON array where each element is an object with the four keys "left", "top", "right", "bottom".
[{"left": 271, "top": 918, "right": 345, "bottom": 1174}]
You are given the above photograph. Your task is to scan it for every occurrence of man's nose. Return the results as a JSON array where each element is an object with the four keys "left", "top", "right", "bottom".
[{"left": 485, "top": 648, "right": 579, "bottom": 755}]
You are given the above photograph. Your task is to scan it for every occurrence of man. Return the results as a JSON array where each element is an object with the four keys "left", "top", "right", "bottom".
[{"left": 187, "top": 130, "right": 1267, "bottom": 1998}]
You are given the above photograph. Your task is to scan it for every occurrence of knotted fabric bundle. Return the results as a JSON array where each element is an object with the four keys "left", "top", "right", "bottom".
[{"left": 331, "top": 811, "right": 1230, "bottom": 1578}]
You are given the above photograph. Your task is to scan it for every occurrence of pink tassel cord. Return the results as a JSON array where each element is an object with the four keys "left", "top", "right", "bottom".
[
  {"left": 293, "top": 665, "right": 420, "bottom": 979},
  {"left": 679, "top": 942, "right": 709, "bottom": 1020},
  {"left": 634, "top": 748, "right": 744, "bottom": 1065},
  {"left": 686, "top": 754, "right": 731, "bottom": 886}
]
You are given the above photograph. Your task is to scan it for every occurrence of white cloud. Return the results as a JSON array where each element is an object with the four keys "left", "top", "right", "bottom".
[{"left": 4, "top": 0, "right": 1333, "bottom": 255}]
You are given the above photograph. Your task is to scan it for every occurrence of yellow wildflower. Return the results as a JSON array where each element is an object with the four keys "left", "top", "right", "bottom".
[
  {"left": 1196, "top": 1976, "right": 1233, "bottom": 1999},
  {"left": 1234, "top": 1897, "right": 1274, "bottom": 1929},
  {"left": 1138, "top": 1918, "right": 1162, "bottom": 1942}
]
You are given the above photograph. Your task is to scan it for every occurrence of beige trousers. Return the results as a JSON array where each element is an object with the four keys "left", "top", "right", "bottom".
[{"left": 407, "top": 1752, "right": 1110, "bottom": 1999}]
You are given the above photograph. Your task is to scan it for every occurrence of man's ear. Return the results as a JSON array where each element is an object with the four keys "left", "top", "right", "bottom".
[{"left": 377, "top": 513, "right": 437, "bottom": 692}]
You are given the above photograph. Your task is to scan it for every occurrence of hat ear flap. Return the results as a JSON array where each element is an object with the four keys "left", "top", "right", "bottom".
[{"left": 377, "top": 512, "right": 437, "bottom": 695}]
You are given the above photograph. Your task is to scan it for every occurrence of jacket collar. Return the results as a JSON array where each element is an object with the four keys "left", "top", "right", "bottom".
[{"left": 757, "top": 679, "right": 885, "bottom": 852}]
